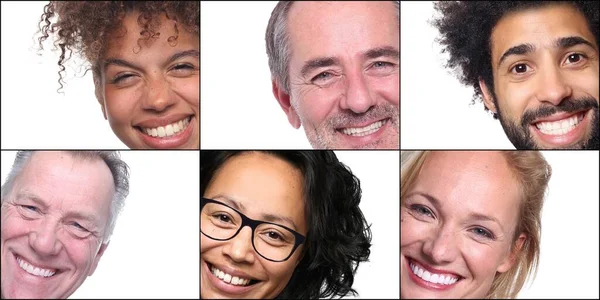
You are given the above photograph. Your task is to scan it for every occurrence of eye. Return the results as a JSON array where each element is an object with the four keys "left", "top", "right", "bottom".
[
  {"left": 409, "top": 204, "right": 434, "bottom": 218},
  {"left": 172, "top": 63, "right": 194, "bottom": 71},
  {"left": 372, "top": 61, "right": 394, "bottom": 68},
  {"left": 510, "top": 63, "right": 529, "bottom": 74},
  {"left": 71, "top": 222, "right": 89, "bottom": 232},
  {"left": 112, "top": 73, "right": 135, "bottom": 84},
  {"left": 470, "top": 227, "right": 495, "bottom": 240},
  {"left": 213, "top": 213, "right": 233, "bottom": 224},
  {"left": 311, "top": 72, "right": 333, "bottom": 83},
  {"left": 266, "top": 231, "right": 284, "bottom": 241},
  {"left": 21, "top": 205, "right": 39, "bottom": 212},
  {"left": 564, "top": 53, "right": 587, "bottom": 65}
]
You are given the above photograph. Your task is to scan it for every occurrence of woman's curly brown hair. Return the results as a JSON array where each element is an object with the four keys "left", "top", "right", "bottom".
[{"left": 37, "top": 1, "right": 199, "bottom": 92}]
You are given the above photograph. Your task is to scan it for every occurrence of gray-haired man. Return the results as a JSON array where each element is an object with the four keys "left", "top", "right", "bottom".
[{"left": 1, "top": 151, "right": 129, "bottom": 299}]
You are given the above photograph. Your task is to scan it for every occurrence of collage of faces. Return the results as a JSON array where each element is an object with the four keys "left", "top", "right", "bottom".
[{"left": 0, "top": 1, "right": 598, "bottom": 299}]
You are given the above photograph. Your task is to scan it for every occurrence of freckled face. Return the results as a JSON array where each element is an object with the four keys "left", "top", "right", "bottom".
[
  {"left": 284, "top": 1, "right": 399, "bottom": 149},
  {"left": 401, "top": 152, "right": 523, "bottom": 299},
  {"left": 97, "top": 12, "right": 199, "bottom": 149},
  {"left": 487, "top": 4, "right": 599, "bottom": 149}
]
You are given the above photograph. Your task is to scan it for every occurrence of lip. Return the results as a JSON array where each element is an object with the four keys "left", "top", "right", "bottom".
[
  {"left": 134, "top": 113, "right": 194, "bottom": 128},
  {"left": 202, "top": 259, "right": 259, "bottom": 296},
  {"left": 335, "top": 118, "right": 391, "bottom": 148},
  {"left": 136, "top": 115, "right": 196, "bottom": 149},
  {"left": 530, "top": 110, "right": 589, "bottom": 148},
  {"left": 405, "top": 257, "right": 462, "bottom": 292},
  {"left": 530, "top": 109, "right": 589, "bottom": 124}
]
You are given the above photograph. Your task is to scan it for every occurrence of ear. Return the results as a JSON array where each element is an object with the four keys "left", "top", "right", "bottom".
[
  {"left": 88, "top": 242, "right": 109, "bottom": 276},
  {"left": 272, "top": 80, "right": 301, "bottom": 129},
  {"left": 93, "top": 72, "right": 107, "bottom": 120},
  {"left": 479, "top": 78, "right": 497, "bottom": 114},
  {"left": 497, "top": 233, "right": 526, "bottom": 273}
]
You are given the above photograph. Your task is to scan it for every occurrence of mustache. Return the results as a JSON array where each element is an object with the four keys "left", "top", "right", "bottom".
[
  {"left": 327, "top": 104, "right": 399, "bottom": 128},
  {"left": 521, "top": 97, "right": 599, "bottom": 126}
]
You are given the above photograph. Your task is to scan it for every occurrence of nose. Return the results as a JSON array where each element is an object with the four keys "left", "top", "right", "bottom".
[
  {"left": 339, "top": 72, "right": 376, "bottom": 114},
  {"left": 29, "top": 220, "right": 63, "bottom": 257},
  {"left": 221, "top": 226, "right": 256, "bottom": 264},
  {"left": 421, "top": 226, "right": 458, "bottom": 264},
  {"left": 535, "top": 64, "right": 572, "bottom": 106},
  {"left": 142, "top": 76, "right": 177, "bottom": 112}
]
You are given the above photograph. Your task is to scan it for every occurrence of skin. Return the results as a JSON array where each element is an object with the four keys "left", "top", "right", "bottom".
[
  {"left": 94, "top": 12, "right": 200, "bottom": 149},
  {"left": 201, "top": 152, "right": 307, "bottom": 299},
  {"left": 1, "top": 152, "right": 114, "bottom": 299},
  {"left": 400, "top": 152, "right": 525, "bottom": 299},
  {"left": 273, "top": 1, "right": 399, "bottom": 149},
  {"left": 480, "top": 4, "right": 599, "bottom": 149}
]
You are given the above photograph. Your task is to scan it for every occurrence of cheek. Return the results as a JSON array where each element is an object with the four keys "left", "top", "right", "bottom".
[
  {"left": 368, "top": 73, "right": 399, "bottom": 105},
  {"left": 463, "top": 243, "right": 504, "bottom": 282},
  {"left": 571, "top": 71, "right": 600, "bottom": 100},
  {"left": 496, "top": 81, "right": 532, "bottom": 119},
  {"left": 104, "top": 88, "right": 140, "bottom": 123},
  {"left": 65, "top": 239, "right": 100, "bottom": 270},
  {"left": 172, "top": 78, "right": 199, "bottom": 112},
  {"left": 292, "top": 88, "right": 338, "bottom": 124}
]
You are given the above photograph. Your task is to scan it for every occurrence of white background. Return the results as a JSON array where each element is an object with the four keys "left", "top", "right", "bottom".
[
  {"left": 200, "top": 1, "right": 312, "bottom": 149},
  {"left": 518, "top": 151, "right": 599, "bottom": 298},
  {"left": 400, "top": 1, "right": 514, "bottom": 149},
  {"left": 334, "top": 151, "right": 400, "bottom": 299},
  {"left": 0, "top": 1, "right": 127, "bottom": 149},
  {"left": 1, "top": 151, "right": 200, "bottom": 298}
]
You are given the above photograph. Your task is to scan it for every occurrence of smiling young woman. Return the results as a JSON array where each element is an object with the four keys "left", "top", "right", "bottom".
[
  {"left": 36, "top": 1, "right": 199, "bottom": 149},
  {"left": 200, "top": 151, "right": 372, "bottom": 299},
  {"left": 400, "top": 151, "right": 552, "bottom": 299}
]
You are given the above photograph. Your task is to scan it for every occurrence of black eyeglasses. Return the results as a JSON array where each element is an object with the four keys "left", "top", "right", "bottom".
[{"left": 201, "top": 197, "right": 306, "bottom": 262}]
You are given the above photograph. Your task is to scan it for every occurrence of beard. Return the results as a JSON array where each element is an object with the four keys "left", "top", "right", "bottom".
[
  {"left": 301, "top": 103, "right": 399, "bottom": 149},
  {"left": 495, "top": 97, "right": 600, "bottom": 149}
]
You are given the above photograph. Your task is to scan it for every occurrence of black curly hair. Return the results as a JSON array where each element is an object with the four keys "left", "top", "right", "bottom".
[
  {"left": 432, "top": 1, "right": 600, "bottom": 117},
  {"left": 200, "top": 151, "right": 372, "bottom": 299},
  {"left": 36, "top": 1, "right": 199, "bottom": 93}
]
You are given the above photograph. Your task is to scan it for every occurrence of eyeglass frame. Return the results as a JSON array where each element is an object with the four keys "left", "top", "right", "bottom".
[{"left": 201, "top": 197, "right": 306, "bottom": 262}]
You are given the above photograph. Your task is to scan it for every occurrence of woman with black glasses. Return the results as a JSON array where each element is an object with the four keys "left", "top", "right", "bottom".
[{"left": 200, "top": 151, "right": 372, "bottom": 299}]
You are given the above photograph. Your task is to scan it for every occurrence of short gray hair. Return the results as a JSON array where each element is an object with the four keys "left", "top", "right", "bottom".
[
  {"left": 265, "top": 1, "right": 400, "bottom": 94},
  {"left": 1, "top": 151, "right": 130, "bottom": 244}
]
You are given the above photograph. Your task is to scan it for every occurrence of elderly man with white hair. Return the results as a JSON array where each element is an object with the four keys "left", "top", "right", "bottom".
[{"left": 0, "top": 151, "right": 129, "bottom": 299}]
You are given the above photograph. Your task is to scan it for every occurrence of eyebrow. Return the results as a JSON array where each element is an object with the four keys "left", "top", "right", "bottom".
[
  {"left": 362, "top": 46, "right": 400, "bottom": 61},
  {"left": 103, "top": 49, "right": 199, "bottom": 72},
  {"left": 213, "top": 195, "right": 299, "bottom": 231},
  {"left": 16, "top": 192, "right": 100, "bottom": 226},
  {"left": 497, "top": 36, "right": 597, "bottom": 67},
  {"left": 408, "top": 191, "right": 504, "bottom": 232}
]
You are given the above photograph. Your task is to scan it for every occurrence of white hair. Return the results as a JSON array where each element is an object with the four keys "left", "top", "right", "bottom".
[{"left": 0, "top": 151, "right": 130, "bottom": 244}]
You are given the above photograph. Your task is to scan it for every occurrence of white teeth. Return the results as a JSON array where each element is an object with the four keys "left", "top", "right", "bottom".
[
  {"left": 210, "top": 265, "right": 252, "bottom": 286},
  {"left": 141, "top": 116, "right": 191, "bottom": 138},
  {"left": 409, "top": 261, "right": 459, "bottom": 286},
  {"left": 535, "top": 114, "right": 581, "bottom": 135},
  {"left": 16, "top": 256, "right": 56, "bottom": 278},
  {"left": 340, "top": 120, "right": 386, "bottom": 137}
]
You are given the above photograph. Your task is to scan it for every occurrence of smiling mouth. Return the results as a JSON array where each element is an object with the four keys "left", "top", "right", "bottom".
[
  {"left": 407, "top": 258, "right": 463, "bottom": 286},
  {"left": 337, "top": 119, "right": 387, "bottom": 137},
  {"left": 135, "top": 116, "right": 192, "bottom": 138},
  {"left": 532, "top": 111, "right": 585, "bottom": 136},
  {"left": 207, "top": 262, "right": 260, "bottom": 287},
  {"left": 15, "top": 254, "right": 59, "bottom": 278}
]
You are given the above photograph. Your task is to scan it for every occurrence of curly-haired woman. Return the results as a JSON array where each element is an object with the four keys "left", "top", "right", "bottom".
[
  {"left": 38, "top": 1, "right": 199, "bottom": 149},
  {"left": 200, "top": 151, "right": 372, "bottom": 299}
]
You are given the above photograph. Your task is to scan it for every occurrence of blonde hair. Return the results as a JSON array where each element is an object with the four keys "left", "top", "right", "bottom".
[{"left": 401, "top": 151, "right": 551, "bottom": 299}]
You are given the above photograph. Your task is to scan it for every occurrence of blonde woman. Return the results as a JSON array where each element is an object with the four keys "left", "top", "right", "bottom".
[{"left": 400, "top": 151, "right": 551, "bottom": 298}]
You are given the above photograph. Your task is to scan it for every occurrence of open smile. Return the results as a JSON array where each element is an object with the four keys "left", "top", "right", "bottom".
[
  {"left": 203, "top": 259, "right": 262, "bottom": 296},
  {"left": 14, "top": 253, "right": 63, "bottom": 279},
  {"left": 406, "top": 257, "right": 463, "bottom": 291},
  {"left": 529, "top": 109, "right": 590, "bottom": 147},
  {"left": 134, "top": 115, "right": 196, "bottom": 148}
]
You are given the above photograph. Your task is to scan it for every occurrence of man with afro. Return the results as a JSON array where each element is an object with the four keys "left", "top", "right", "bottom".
[{"left": 433, "top": 1, "right": 599, "bottom": 149}]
